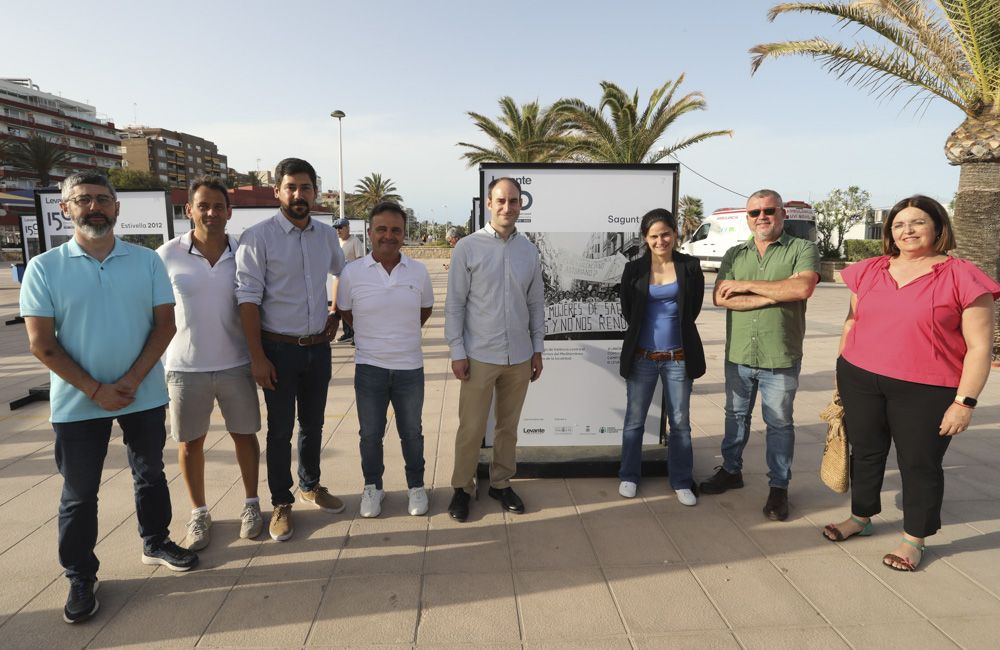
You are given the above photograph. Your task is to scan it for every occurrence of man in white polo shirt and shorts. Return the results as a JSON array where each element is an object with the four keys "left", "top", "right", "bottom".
[
  {"left": 337, "top": 201, "right": 433, "bottom": 517},
  {"left": 158, "top": 176, "right": 263, "bottom": 550}
]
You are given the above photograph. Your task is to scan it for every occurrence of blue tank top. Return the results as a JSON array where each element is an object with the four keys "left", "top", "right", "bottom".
[{"left": 638, "top": 282, "right": 681, "bottom": 351}]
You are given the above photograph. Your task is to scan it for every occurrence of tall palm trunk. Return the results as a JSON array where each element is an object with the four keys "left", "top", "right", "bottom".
[{"left": 946, "top": 115, "right": 1000, "bottom": 359}]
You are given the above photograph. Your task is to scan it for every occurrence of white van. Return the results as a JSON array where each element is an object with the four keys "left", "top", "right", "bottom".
[{"left": 680, "top": 201, "right": 817, "bottom": 271}]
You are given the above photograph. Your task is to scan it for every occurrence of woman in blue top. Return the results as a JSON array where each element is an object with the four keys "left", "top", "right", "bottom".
[{"left": 618, "top": 209, "right": 706, "bottom": 505}]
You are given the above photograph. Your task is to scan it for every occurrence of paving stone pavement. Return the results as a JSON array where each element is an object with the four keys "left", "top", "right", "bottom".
[{"left": 0, "top": 259, "right": 998, "bottom": 649}]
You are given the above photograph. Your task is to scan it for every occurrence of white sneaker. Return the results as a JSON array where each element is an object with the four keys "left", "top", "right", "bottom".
[
  {"left": 619, "top": 481, "right": 637, "bottom": 498},
  {"left": 407, "top": 487, "right": 428, "bottom": 516},
  {"left": 239, "top": 502, "right": 264, "bottom": 539},
  {"left": 675, "top": 488, "right": 697, "bottom": 507},
  {"left": 359, "top": 484, "right": 384, "bottom": 518},
  {"left": 184, "top": 510, "right": 211, "bottom": 551}
]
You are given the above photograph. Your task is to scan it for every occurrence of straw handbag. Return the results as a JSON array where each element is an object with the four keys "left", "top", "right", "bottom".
[{"left": 819, "top": 391, "right": 849, "bottom": 493}]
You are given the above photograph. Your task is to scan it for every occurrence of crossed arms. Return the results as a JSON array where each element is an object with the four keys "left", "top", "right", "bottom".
[{"left": 713, "top": 272, "right": 819, "bottom": 311}]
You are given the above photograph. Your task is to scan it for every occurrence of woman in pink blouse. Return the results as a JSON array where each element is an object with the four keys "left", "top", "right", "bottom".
[{"left": 822, "top": 195, "right": 999, "bottom": 571}]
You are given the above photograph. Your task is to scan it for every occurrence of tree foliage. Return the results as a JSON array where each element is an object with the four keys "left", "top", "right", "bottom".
[
  {"left": 678, "top": 195, "right": 705, "bottom": 240},
  {"left": 552, "top": 77, "right": 732, "bottom": 163},
  {"left": 750, "top": 1, "right": 1000, "bottom": 119},
  {"left": 813, "top": 186, "right": 872, "bottom": 259},
  {"left": 107, "top": 167, "right": 167, "bottom": 190},
  {"left": 350, "top": 173, "right": 403, "bottom": 218},
  {"left": 4, "top": 135, "right": 72, "bottom": 187},
  {"left": 457, "top": 97, "right": 576, "bottom": 167}
]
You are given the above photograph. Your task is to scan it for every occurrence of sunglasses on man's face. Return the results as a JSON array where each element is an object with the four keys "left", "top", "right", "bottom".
[{"left": 747, "top": 207, "right": 778, "bottom": 218}]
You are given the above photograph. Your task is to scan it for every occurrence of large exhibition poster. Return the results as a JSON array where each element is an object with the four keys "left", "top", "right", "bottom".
[
  {"left": 478, "top": 163, "right": 679, "bottom": 447},
  {"left": 34, "top": 189, "right": 173, "bottom": 252}
]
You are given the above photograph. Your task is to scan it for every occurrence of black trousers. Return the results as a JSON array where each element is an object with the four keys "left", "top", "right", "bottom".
[{"left": 836, "top": 357, "right": 955, "bottom": 537}]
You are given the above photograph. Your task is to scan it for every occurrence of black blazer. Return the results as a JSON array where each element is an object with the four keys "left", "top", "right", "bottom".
[{"left": 619, "top": 251, "right": 706, "bottom": 380}]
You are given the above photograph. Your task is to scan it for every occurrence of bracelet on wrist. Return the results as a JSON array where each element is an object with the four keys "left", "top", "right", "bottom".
[{"left": 89, "top": 383, "right": 102, "bottom": 400}]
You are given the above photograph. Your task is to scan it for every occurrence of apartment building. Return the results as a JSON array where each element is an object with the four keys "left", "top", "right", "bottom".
[
  {"left": 0, "top": 78, "right": 122, "bottom": 189},
  {"left": 120, "top": 126, "right": 228, "bottom": 189}
]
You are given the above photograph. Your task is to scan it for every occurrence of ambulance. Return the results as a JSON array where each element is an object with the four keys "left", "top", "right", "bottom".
[{"left": 679, "top": 200, "right": 817, "bottom": 271}]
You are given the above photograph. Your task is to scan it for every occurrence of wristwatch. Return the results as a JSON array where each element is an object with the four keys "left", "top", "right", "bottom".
[{"left": 954, "top": 395, "right": 978, "bottom": 409}]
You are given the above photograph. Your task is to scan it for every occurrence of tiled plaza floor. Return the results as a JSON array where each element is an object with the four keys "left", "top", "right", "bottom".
[{"left": 0, "top": 259, "right": 998, "bottom": 649}]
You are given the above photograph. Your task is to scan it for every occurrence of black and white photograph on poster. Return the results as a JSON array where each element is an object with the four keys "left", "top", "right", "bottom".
[
  {"left": 34, "top": 189, "right": 173, "bottom": 253},
  {"left": 525, "top": 230, "right": 645, "bottom": 340}
]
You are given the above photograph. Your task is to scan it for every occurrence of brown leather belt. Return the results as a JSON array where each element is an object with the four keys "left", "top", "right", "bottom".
[
  {"left": 636, "top": 347, "right": 685, "bottom": 361},
  {"left": 262, "top": 331, "right": 331, "bottom": 346}
]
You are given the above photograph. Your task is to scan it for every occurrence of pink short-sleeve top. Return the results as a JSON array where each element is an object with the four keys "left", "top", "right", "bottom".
[{"left": 840, "top": 255, "right": 1000, "bottom": 387}]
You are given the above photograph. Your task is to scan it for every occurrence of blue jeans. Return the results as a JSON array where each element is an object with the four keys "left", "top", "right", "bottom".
[
  {"left": 262, "top": 338, "right": 331, "bottom": 505},
  {"left": 722, "top": 360, "right": 800, "bottom": 488},
  {"left": 52, "top": 405, "right": 171, "bottom": 580},
  {"left": 620, "top": 357, "right": 694, "bottom": 490},
  {"left": 354, "top": 364, "right": 425, "bottom": 490}
]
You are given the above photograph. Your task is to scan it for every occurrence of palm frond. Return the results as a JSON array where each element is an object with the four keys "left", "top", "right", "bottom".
[
  {"left": 555, "top": 76, "right": 731, "bottom": 163},
  {"left": 649, "top": 130, "right": 734, "bottom": 161},
  {"left": 457, "top": 97, "right": 575, "bottom": 166},
  {"left": 940, "top": 0, "right": 1000, "bottom": 108},
  {"left": 755, "top": 1, "right": 999, "bottom": 116},
  {"left": 752, "top": 37, "right": 967, "bottom": 111}
]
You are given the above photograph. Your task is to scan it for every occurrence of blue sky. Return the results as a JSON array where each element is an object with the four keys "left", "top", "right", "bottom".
[{"left": 8, "top": 0, "right": 959, "bottom": 222}]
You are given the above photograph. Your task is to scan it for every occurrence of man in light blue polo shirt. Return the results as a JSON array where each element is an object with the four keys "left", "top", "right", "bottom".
[{"left": 19, "top": 172, "right": 196, "bottom": 625}]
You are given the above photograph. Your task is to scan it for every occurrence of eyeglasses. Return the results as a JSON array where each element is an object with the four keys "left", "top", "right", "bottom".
[
  {"left": 67, "top": 194, "right": 115, "bottom": 208},
  {"left": 747, "top": 207, "right": 778, "bottom": 218}
]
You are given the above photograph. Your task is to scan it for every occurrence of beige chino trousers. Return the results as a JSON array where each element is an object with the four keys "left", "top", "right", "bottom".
[{"left": 451, "top": 358, "right": 532, "bottom": 494}]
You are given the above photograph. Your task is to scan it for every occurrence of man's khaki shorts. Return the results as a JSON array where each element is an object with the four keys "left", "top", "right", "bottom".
[{"left": 166, "top": 365, "right": 261, "bottom": 442}]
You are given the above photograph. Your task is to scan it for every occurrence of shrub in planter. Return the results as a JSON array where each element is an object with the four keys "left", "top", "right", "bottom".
[{"left": 845, "top": 239, "right": 883, "bottom": 262}]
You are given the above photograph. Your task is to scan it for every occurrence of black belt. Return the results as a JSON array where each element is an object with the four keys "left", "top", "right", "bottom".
[
  {"left": 262, "top": 331, "right": 331, "bottom": 346},
  {"left": 636, "top": 347, "right": 685, "bottom": 361}
]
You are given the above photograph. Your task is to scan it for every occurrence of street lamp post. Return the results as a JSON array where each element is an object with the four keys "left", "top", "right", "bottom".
[{"left": 330, "top": 110, "right": 346, "bottom": 219}]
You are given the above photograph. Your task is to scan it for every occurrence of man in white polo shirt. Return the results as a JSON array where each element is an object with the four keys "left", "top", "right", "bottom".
[
  {"left": 337, "top": 202, "right": 433, "bottom": 517},
  {"left": 157, "top": 176, "right": 263, "bottom": 550}
]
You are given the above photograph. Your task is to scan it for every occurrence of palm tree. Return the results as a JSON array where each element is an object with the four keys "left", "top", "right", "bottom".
[
  {"left": 457, "top": 97, "right": 577, "bottom": 167},
  {"left": 5, "top": 134, "right": 72, "bottom": 187},
  {"left": 552, "top": 77, "right": 733, "bottom": 163},
  {"left": 678, "top": 195, "right": 705, "bottom": 240},
  {"left": 750, "top": 0, "right": 1000, "bottom": 355},
  {"left": 351, "top": 173, "right": 403, "bottom": 217}
]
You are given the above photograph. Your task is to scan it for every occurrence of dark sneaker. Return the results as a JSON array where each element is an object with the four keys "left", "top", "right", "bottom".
[
  {"left": 336, "top": 333, "right": 353, "bottom": 343},
  {"left": 142, "top": 540, "right": 198, "bottom": 572},
  {"left": 63, "top": 577, "right": 98, "bottom": 624},
  {"left": 763, "top": 487, "right": 790, "bottom": 521},
  {"left": 699, "top": 466, "right": 744, "bottom": 495}
]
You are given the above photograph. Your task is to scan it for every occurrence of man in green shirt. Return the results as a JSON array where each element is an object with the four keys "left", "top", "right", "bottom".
[{"left": 699, "top": 189, "right": 820, "bottom": 521}]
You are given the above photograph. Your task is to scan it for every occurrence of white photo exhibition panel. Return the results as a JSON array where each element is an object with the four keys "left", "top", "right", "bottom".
[{"left": 479, "top": 165, "right": 677, "bottom": 446}]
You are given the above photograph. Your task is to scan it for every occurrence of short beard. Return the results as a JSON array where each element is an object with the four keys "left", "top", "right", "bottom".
[
  {"left": 75, "top": 216, "right": 115, "bottom": 239},
  {"left": 283, "top": 201, "right": 310, "bottom": 220}
]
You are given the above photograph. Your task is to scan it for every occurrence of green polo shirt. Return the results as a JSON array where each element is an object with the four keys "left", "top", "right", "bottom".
[{"left": 718, "top": 232, "right": 819, "bottom": 368}]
